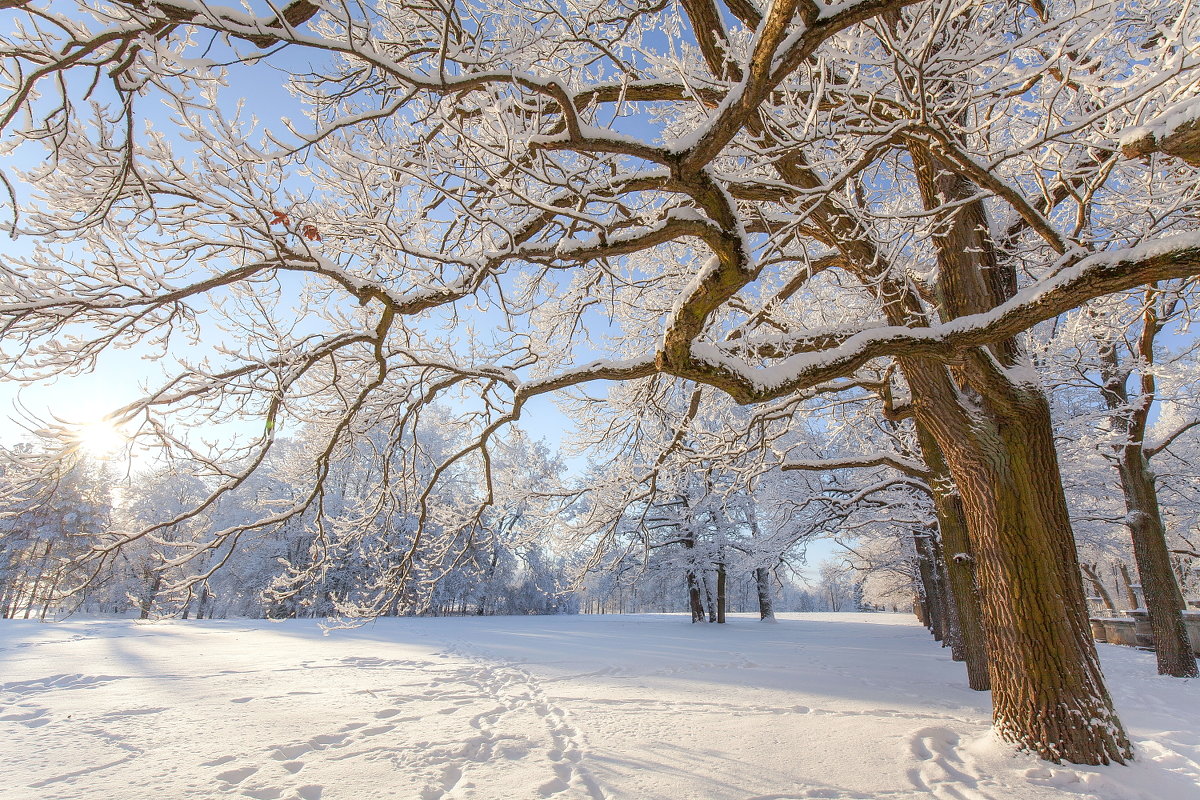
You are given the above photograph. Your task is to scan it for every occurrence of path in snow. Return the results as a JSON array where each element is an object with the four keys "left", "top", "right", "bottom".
[{"left": 1, "top": 613, "right": 1198, "bottom": 800}]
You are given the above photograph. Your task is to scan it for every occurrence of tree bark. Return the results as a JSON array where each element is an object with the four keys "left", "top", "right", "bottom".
[
  {"left": 1118, "top": 563, "right": 1140, "bottom": 610},
  {"left": 899, "top": 141, "right": 1127, "bottom": 762},
  {"left": 755, "top": 567, "right": 775, "bottom": 621},
  {"left": 913, "top": 529, "right": 948, "bottom": 643},
  {"left": 929, "top": 530, "right": 964, "bottom": 657},
  {"left": 913, "top": 591, "right": 929, "bottom": 628},
  {"left": 1081, "top": 564, "right": 1117, "bottom": 613},
  {"left": 671, "top": 2, "right": 1129, "bottom": 757},
  {"left": 1119, "top": 465, "right": 1197, "bottom": 676},
  {"left": 139, "top": 569, "right": 162, "bottom": 620},
  {"left": 715, "top": 562, "right": 727, "bottom": 624},
  {"left": 1098, "top": 329, "right": 1197, "bottom": 677},
  {"left": 703, "top": 571, "right": 717, "bottom": 623},
  {"left": 917, "top": 426, "right": 991, "bottom": 690},
  {"left": 909, "top": 363, "right": 1130, "bottom": 764},
  {"left": 687, "top": 571, "right": 704, "bottom": 623}
]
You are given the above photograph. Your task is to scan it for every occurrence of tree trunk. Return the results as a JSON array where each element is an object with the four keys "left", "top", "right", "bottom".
[
  {"left": 1098, "top": 333, "right": 1196, "bottom": 677},
  {"left": 917, "top": 426, "right": 991, "bottom": 691},
  {"left": 898, "top": 143, "right": 1128, "bottom": 762},
  {"left": 139, "top": 569, "right": 163, "bottom": 620},
  {"left": 1081, "top": 564, "right": 1117, "bottom": 613},
  {"left": 703, "top": 572, "right": 717, "bottom": 623},
  {"left": 770, "top": 72, "right": 1130, "bottom": 761},
  {"left": 913, "top": 591, "right": 929, "bottom": 628},
  {"left": 755, "top": 567, "right": 775, "bottom": 621},
  {"left": 687, "top": 571, "right": 704, "bottom": 623},
  {"left": 715, "top": 563, "right": 727, "bottom": 624},
  {"left": 22, "top": 541, "right": 55, "bottom": 620},
  {"left": 197, "top": 584, "right": 211, "bottom": 620},
  {"left": 928, "top": 530, "right": 963, "bottom": 656},
  {"left": 1118, "top": 563, "right": 1141, "bottom": 610},
  {"left": 1119, "top": 462, "right": 1197, "bottom": 676},
  {"left": 909, "top": 364, "right": 1131, "bottom": 764},
  {"left": 913, "top": 531, "right": 946, "bottom": 642}
]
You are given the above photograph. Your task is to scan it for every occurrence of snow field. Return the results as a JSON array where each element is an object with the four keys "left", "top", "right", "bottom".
[{"left": 1, "top": 613, "right": 1198, "bottom": 800}]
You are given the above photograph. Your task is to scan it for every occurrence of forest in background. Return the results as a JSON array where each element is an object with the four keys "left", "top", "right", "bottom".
[{"left": 3, "top": 297, "right": 1197, "bottom": 626}]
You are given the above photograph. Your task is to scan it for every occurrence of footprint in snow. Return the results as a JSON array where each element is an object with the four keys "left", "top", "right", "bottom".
[
  {"left": 906, "top": 726, "right": 993, "bottom": 800},
  {"left": 216, "top": 765, "right": 258, "bottom": 785}
]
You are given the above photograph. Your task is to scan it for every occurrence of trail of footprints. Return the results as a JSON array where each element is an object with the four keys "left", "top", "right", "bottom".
[
  {"left": 205, "top": 655, "right": 604, "bottom": 800},
  {"left": 905, "top": 727, "right": 999, "bottom": 800},
  {"left": 1, "top": 673, "right": 133, "bottom": 733},
  {"left": 549, "top": 692, "right": 978, "bottom": 728}
]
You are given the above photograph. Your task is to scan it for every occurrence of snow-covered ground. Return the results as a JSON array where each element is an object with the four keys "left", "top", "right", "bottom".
[{"left": 1, "top": 612, "right": 1198, "bottom": 800}]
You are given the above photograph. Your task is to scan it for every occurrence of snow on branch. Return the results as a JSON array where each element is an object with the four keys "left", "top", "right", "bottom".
[
  {"left": 781, "top": 454, "right": 931, "bottom": 479},
  {"left": 669, "top": 233, "right": 1200, "bottom": 403},
  {"left": 1121, "top": 96, "right": 1200, "bottom": 166}
]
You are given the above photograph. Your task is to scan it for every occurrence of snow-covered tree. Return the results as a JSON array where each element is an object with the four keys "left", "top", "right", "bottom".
[
  {"left": 0, "top": 448, "right": 114, "bottom": 618},
  {"left": 1041, "top": 283, "right": 1200, "bottom": 676}
]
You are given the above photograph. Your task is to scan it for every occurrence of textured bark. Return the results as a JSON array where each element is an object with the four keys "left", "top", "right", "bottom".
[
  {"left": 1122, "top": 113, "right": 1200, "bottom": 166},
  {"left": 901, "top": 141, "right": 1125, "bottom": 760},
  {"left": 908, "top": 364, "right": 1130, "bottom": 764},
  {"left": 931, "top": 531, "right": 967, "bottom": 659},
  {"left": 913, "top": 591, "right": 929, "bottom": 628},
  {"left": 664, "top": 3, "right": 1132, "bottom": 761},
  {"left": 917, "top": 426, "right": 991, "bottom": 691},
  {"left": 1123, "top": 492, "right": 1196, "bottom": 676}
]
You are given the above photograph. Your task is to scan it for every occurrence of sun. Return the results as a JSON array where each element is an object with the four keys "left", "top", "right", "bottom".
[{"left": 74, "top": 419, "right": 127, "bottom": 458}]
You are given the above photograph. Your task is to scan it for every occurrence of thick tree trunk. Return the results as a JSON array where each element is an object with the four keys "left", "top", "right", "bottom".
[
  {"left": 742, "top": 53, "right": 1132, "bottom": 759},
  {"left": 918, "top": 427, "right": 991, "bottom": 691},
  {"left": 755, "top": 567, "right": 775, "bottom": 621},
  {"left": 898, "top": 142, "right": 1128, "bottom": 762},
  {"left": 910, "top": 366, "right": 1130, "bottom": 764}
]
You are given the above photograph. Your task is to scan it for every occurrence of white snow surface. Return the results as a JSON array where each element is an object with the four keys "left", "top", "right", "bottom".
[{"left": 2, "top": 612, "right": 1198, "bottom": 800}]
